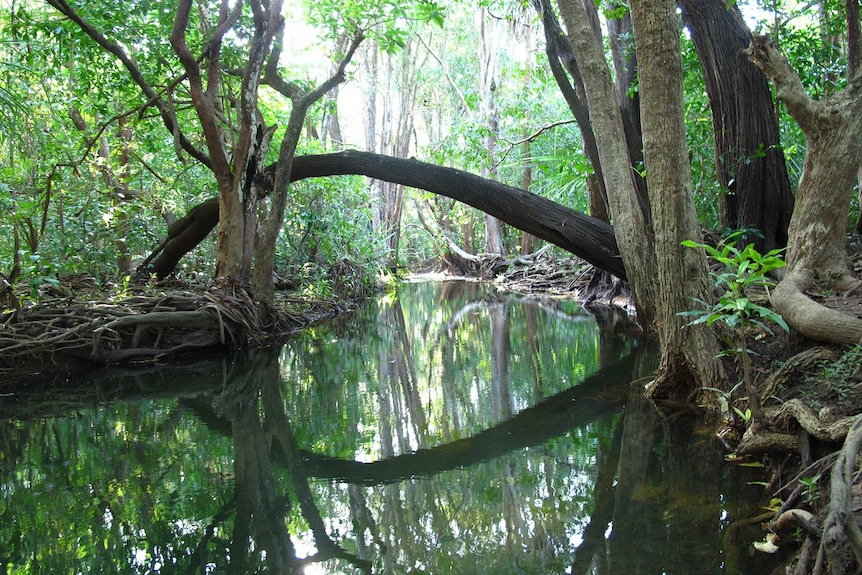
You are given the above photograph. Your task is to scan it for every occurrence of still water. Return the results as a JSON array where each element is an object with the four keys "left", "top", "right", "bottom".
[{"left": 0, "top": 280, "right": 784, "bottom": 574}]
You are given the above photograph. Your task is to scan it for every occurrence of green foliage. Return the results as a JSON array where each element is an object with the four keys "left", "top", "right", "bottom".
[
  {"left": 679, "top": 230, "right": 789, "bottom": 335},
  {"left": 799, "top": 474, "right": 821, "bottom": 503},
  {"left": 681, "top": 230, "right": 789, "bottom": 422}
]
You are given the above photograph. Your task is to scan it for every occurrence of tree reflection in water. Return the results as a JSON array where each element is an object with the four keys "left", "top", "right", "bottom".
[{"left": 0, "top": 281, "right": 785, "bottom": 574}]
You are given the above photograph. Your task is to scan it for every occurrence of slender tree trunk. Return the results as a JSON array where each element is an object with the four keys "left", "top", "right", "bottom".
[
  {"left": 535, "top": 0, "right": 609, "bottom": 217},
  {"left": 98, "top": 116, "right": 134, "bottom": 274},
  {"left": 520, "top": 24, "right": 536, "bottom": 254},
  {"left": 365, "top": 39, "right": 417, "bottom": 269},
  {"left": 253, "top": 31, "right": 364, "bottom": 303},
  {"left": 631, "top": 0, "right": 725, "bottom": 399},
  {"left": 606, "top": 4, "right": 648, "bottom": 220},
  {"left": 557, "top": 0, "right": 658, "bottom": 327},
  {"left": 479, "top": 9, "right": 506, "bottom": 256}
]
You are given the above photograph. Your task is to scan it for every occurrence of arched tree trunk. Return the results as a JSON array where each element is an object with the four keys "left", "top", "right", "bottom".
[
  {"left": 140, "top": 151, "right": 625, "bottom": 281},
  {"left": 746, "top": 35, "right": 862, "bottom": 345},
  {"left": 680, "top": 0, "right": 794, "bottom": 254}
]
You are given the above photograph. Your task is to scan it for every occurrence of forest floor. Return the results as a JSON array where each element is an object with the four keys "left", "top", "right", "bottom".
[{"left": 2, "top": 245, "right": 862, "bottom": 573}]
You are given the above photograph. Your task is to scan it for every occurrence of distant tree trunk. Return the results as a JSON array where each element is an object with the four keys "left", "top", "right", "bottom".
[
  {"left": 630, "top": 0, "right": 725, "bottom": 399},
  {"left": 746, "top": 35, "right": 862, "bottom": 345},
  {"left": 479, "top": 9, "right": 506, "bottom": 256},
  {"left": 97, "top": 115, "right": 134, "bottom": 274},
  {"left": 679, "top": 0, "right": 794, "bottom": 254},
  {"left": 365, "top": 39, "right": 418, "bottom": 269},
  {"left": 520, "top": 135, "right": 536, "bottom": 255},
  {"left": 520, "top": 23, "right": 536, "bottom": 255}
]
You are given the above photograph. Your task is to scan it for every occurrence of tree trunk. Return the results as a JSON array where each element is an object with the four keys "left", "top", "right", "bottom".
[
  {"left": 142, "top": 151, "right": 625, "bottom": 281},
  {"left": 746, "top": 35, "right": 862, "bottom": 345},
  {"left": 252, "top": 32, "right": 364, "bottom": 303},
  {"left": 170, "top": 0, "right": 282, "bottom": 284},
  {"left": 556, "top": 0, "right": 658, "bottom": 327},
  {"left": 630, "top": 0, "right": 726, "bottom": 399},
  {"left": 479, "top": 9, "right": 506, "bottom": 256},
  {"left": 679, "top": 0, "right": 794, "bottom": 254},
  {"left": 606, "top": 4, "right": 648, "bottom": 221},
  {"left": 535, "top": 0, "right": 609, "bottom": 216},
  {"left": 365, "top": 39, "right": 418, "bottom": 269}
]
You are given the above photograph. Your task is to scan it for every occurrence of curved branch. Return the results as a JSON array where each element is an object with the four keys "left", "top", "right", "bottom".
[
  {"left": 145, "top": 151, "right": 624, "bottom": 280},
  {"left": 285, "top": 151, "right": 625, "bottom": 278},
  {"left": 744, "top": 35, "right": 822, "bottom": 133}
]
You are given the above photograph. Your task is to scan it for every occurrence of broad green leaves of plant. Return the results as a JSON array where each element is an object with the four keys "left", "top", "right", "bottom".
[{"left": 679, "top": 229, "right": 789, "bottom": 335}]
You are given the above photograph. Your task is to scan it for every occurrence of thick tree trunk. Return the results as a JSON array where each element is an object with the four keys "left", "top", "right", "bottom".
[
  {"left": 746, "top": 35, "right": 862, "bottom": 345},
  {"left": 679, "top": 0, "right": 794, "bottom": 254},
  {"left": 142, "top": 151, "right": 624, "bottom": 281},
  {"left": 631, "top": 0, "right": 726, "bottom": 399}
]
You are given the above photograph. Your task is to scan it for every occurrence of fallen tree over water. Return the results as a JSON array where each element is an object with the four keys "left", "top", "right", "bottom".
[{"left": 142, "top": 151, "right": 624, "bottom": 281}]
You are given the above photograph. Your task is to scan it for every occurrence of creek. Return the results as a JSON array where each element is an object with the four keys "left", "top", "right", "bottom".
[{"left": 0, "top": 280, "right": 788, "bottom": 574}]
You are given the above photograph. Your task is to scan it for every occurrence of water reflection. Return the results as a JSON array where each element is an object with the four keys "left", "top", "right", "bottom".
[{"left": 0, "top": 281, "right": 783, "bottom": 574}]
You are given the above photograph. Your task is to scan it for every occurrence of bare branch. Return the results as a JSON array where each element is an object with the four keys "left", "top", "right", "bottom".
[
  {"left": 300, "top": 30, "right": 365, "bottom": 108},
  {"left": 744, "top": 35, "right": 821, "bottom": 133}
]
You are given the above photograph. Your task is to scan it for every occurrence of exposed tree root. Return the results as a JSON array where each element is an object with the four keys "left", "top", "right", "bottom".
[
  {"left": 760, "top": 347, "right": 837, "bottom": 404},
  {"left": 772, "top": 268, "right": 862, "bottom": 346},
  {"left": 0, "top": 277, "right": 347, "bottom": 383},
  {"left": 813, "top": 414, "right": 862, "bottom": 574},
  {"left": 769, "top": 400, "right": 857, "bottom": 442}
]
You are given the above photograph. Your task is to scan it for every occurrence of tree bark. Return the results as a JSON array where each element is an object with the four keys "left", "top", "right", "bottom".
[
  {"left": 556, "top": 0, "right": 658, "bottom": 326},
  {"left": 631, "top": 0, "right": 725, "bottom": 399},
  {"left": 142, "top": 151, "right": 624, "bottom": 281},
  {"left": 679, "top": 0, "right": 794, "bottom": 254},
  {"left": 746, "top": 35, "right": 862, "bottom": 345}
]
